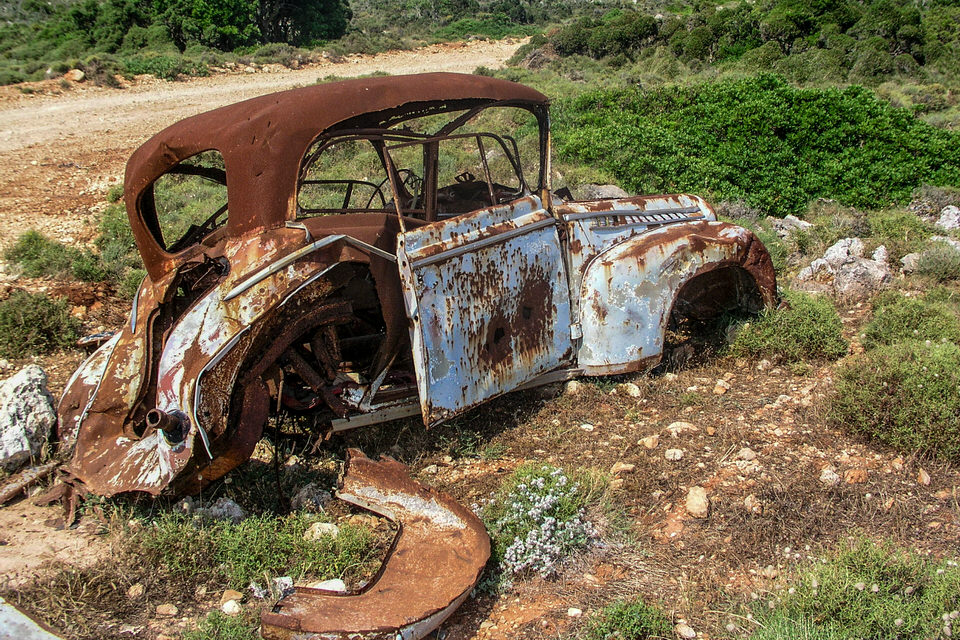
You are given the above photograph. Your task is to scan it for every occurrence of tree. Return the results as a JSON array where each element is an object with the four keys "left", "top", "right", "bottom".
[{"left": 257, "top": 0, "right": 352, "bottom": 45}]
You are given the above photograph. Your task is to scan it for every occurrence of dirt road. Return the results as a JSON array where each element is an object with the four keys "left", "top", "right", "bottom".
[{"left": 0, "top": 38, "right": 525, "bottom": 248}]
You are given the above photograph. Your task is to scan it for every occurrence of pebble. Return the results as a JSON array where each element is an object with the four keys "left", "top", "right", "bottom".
[
  {"left": 126, "top": 583, "right": 144, "bottom": 600},
  {"left": 220, "top": 589, "right": 243, "bottom": 605},
  {"left": 713, "top": 379, "right": 730, "bottom": 395},
  {"left": 663, "top": 372, "right": 679, "bottom": 381},
  {"left": 918, "top": 468, "right": 931, "bottom": 486},
  {"left": 617, "top": 382, "right": 642, "bottom": 397},
  {"left": 686, "top": 486, "right": 709, "bottom": 518},
  {"left": 304, "top": 522, "right": 340, "bottom": 541},
  {"left": 611, "top": 461, "right": 636, "bottom": 475},
  {"left": 221, "top": 599, "right": 242, "bottom": 616},
  {"left": 640, "top": 435, "right": 660, "bottom": 449},
  {"left": 761, "top": 565, "right": 779, "bottom": 579},
  {"left": 304, "top": 578, "right": 348, "bottom": 592},
  {"left": 744, "top": 494, "right": 762, "bottom": 514},
  {"left": 844, "top": 468, "right": 868, "bottom": 484},
  {"left": 675, "top": 622, "right": 697, "bottom": 638},
  {"left": 737, "top": 447, "right": 757, "bottom": 461},
  {"left": 579, "top": 423, "right": 595, "bottom": 432},
  {"left": 567, "top": 607, "right": 582, "bottom": 618},
  {"left": 665, "top": 448, "right": 684, "bottom": 461},
  {"left": 819, "top": 467, "right": 841, "bottom": 487},
  {"left": 423, "top": 465, "right": 439, "bottom": 474},
  {"left": 667, "top": 421, "right": 697, "bottom": 437},
  {"left": 155, "top": 603, "right": 178, "bottom": 617},
  {"left": 564, "top": 380, "right": 584, "bottom": 396}
]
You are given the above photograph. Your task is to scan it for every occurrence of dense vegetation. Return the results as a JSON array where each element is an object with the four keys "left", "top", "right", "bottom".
[
  {"left": 554, "top": 74, "right": 960, "bottom": 216},
  {"left": 547, "top": 0, "right": 960, "bottom": 86}
]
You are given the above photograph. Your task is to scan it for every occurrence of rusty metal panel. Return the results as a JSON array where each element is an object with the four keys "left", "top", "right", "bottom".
[
  {"left": 397, "top": 196, "right": 572, "bottom": 426},
  {"left": 262, "top": 449, "right": 489, "bottom": 640},
  {"left": 576, "top": 220, "right": 776, "bottom": 375}
]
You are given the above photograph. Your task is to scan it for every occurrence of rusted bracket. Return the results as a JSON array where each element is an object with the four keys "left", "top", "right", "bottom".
[
  {"left": 261, "top": 449, "right": 490, "bottom": 640},
  {"left": 0, "top": 462, "right": 59, "bottom": 506}
]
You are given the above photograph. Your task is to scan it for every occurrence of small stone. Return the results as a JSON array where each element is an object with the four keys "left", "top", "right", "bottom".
[
  {"left": 273, "top": 576, "right": 294, "bottom": 597},
  {"left": 608, "top": 478, "right": 624, "bottom": 490},
  {"left": 220, "top": 589, "right": 243, "bottom": 606},
  {"left": 480, "top": 621, "right": 495, "bottom": 629},
  {"left": 422, "top": 464, "right": 438, "bottom": 474},
  {"left": 663, "top": 372, "right": 679, "bottom": 381},
  {"left": 737, "top": 447, "right": 757, "bottom": 461},
  {"left": 667, "top": 421, "right": 697, "bottom": 437},
  {"left": 579, "top": 423, "right": 595, "bottom": 432},
  {"left": 126, "top": 583, "right": 145, "bottom": 600},
  {"left": 155, "top": 603, "right": 178, "bottom": 617},
  {"left": 640, "top": 435, "right": 660, "bottom": 449},
  {"left": 756, "top": 359, "right": 772, "bottom": 371},
  {"left": 685, "top": 486, "right": 709, "bottom": 518},
  {"left": 564, "top": 380, "right": 584, "bottom": 396},
  {"left": 567, "top": 607, "right": 582, "bottom": 618},
  {"left": 611, "top": 461, "right": 636, "bottom": 475},
  {"left": 194, "top": 497, "right": 246, "bottom": 523},
  {"left": 706, "top": 426, "right": 716, "bottom": 436},
  {"left": 675, "top": 622, "right": 697, "bottom": 638},
  {"left": 819, "top": 467, "right": 841, "bottom": 487},
  {"left": 304, "top": 578, "right": 347, "bottom": 592},
  {"left": 918, "top": 468, "right": 931, "bottom": 486},
  {"left": 290, "top": 483, "right": 332, "bottom": 512},
  {"left": 66, "top": 68, "right": 85, "bottom": 82},
  {"left": 761, "top": 565, "right": 779, "bottom": 579},
  {"left": 617, "top": 382, "right": 643, "bottom": 397},
  {"left": 713, "top": 380, "right": 730, "bottom": 395},
  {"left": 221, "top": 599, "right": 242, "bottom": 616},
  {"left": 744, "top": 494, "right": 762, "bottom": 514},
  {"left": 844, "top": 468, "right": 868, "bottom": 484},
  {"left": 665, "top": 448, "right": 684, "bottom": 461}
]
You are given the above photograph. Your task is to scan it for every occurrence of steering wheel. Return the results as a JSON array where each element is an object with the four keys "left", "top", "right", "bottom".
[{"left": 366, "top": 169, "right": 422, "bottom": 209}]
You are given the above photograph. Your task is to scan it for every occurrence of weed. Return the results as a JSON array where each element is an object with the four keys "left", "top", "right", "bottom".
[
  {"left": 578, "top": 598, "right": 673, "bottom": 640},
  {"left": 746, "top": 538, "right": 960, "bottom": 640},
  {"left": 0, "top": 291, "right": 80, "bottom": 358},
  {"left": 183, "top": 611, "right": 259, "bottom": 640},
  {"left": 4, "top": 231, "right": 77, "bottom": 277},
  {"left": 830, "top": 341, "right": 960, "bottom": 461},
  {"left": 863, "top": 291, "right": 960, "bottom": 348},
  {"left": 866, "top": 209, "right": 932, "bottom": 259},
  {"left": 482, "top": 465, "right": 599, "bottom": 579},
  {"left": 729, "top": 290, "right": 848, "bottom": 363}
]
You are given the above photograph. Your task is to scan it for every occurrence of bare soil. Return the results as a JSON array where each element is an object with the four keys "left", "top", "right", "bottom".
[{"left": 0, "top": 38, "right": 958, "bottom": 640}]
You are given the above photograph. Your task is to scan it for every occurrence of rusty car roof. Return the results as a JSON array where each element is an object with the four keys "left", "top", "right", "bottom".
[{"left": 124, "top": 73, "right": 549, "bottom": 276}]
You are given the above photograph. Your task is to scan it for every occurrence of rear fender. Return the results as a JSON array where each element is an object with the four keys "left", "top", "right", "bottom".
[{"left": 576, "top": 221, "right": 776, "bottom": 375}]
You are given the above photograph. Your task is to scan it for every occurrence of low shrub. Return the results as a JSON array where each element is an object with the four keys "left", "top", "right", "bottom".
[
  {"left": 830, "top": 341, "right": 960, "bottom": 460},
  {"left": 729, "top": 290, "right": 848, "bottom": 363},
  {"left": 183, "top": 611, "right": 258, "bottom": 640},
  {"left": 482, "top": 465, "right": 598, "bottom": 579},
  {"left": 915, "top": 243, "right": 960, "bottom": 282},
  {"left": 578, "top": 598, "right": 673, "bottom": 640},
  {"left": 747, "top": 538, "right": 960, "bottom": 640},
  {"left": 0, "top": 291, "right": 80, "bottom": 358},
  {"left": 4, "top": 231, "right": 77, "bottom": 277},
  {"left": 866, "top": 209, "right": 932, "bottom": 259},
  {"left": 863, "top": 291, "right": 960, "bottom": 348}
]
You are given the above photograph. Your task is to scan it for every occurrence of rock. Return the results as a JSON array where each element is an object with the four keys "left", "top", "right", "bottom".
[
  {"left": 901, "top": 252, "right": 921, "bottom": 273},
  {"left": 194, "top": 497, "right": 246, "bottom": 523},
  {"left": 756, "top": 359, "right": 772, "bottom": 371},
  {"left": 66, "top": 69, "right": 85, "bottom": 82},
  {"left": 713, "top": 379, "right": 730, "bottom": 395},
  {"left": 304, "top": 521, "right": 340, "bottom": 540},
  {"left": 744, "top": 494, "right": 762, "bottom": 514},
  {"left": 769, "top": 214, "right": 814, "bottom": 239},
  {"left": 667, "top": 421, "right": 697, "bottom": 437},
  {"left": 422, "top": 464, "right": 439, "bottom": 474},
  {"left": 640, "top": 435, "right": 660, "bottom": 449},
  {"left": 844, "top": 468, "right": 868, "bottom": 484},
  {"left": 663, "top": 372, "right": 679, "bottom": 381},
  {"left": 737, "top": 447, "right": 757, "bottom": 462},
  {"left": 567, "top": 607, "right": 583, "bottom": 618},
  {"left": 291, "top": 483, "right": 332, "bottom": 512},
  {"left": 706, "top": 426, "right": 716, "bottom": 436},
  {"left": 0, "top": 366, "right": 56, "bottom": 471},
  {"left": 617, "top": 382, "right": 642, "bottom": 397},
  {"left": 665, "top": 448, "right": 684, "bottom": 461},
  {"left": 932, "top": 235, "right": 960, "bottom": 252},
  {"left": 819, "top": 467, "right": 841, "bottom": 487},
  {"left": 918, "top": 468, "right": 931, "bottom": 486},
  {"left": 155, "top": 603, "right": 178, "bottom": 617},
  {"left": 564, "top": 380, "right": 584, "bottom": 396},
  {"left": 304, "top": 578, "right": 347, "bottom": 592},
  {"left": 578, "top": 184, "right": 629, "bottom": 200},
  {"left": 220, "top": 589, "right": 244, "bottom": 606},
  {"left": 611, "top": 461, "right": 636, "bottom": 475},
  {"left": 795, "top": 238, "right": 891, "bottom": 301},
  {"left": 685, "top": 486, "right": 709, "bottom": 518},
  {"left": 221, "top": 599, "right": 242, "bottom": 616},
  {"left": 935, "top": 205, "right": 960, "bottom": 231},
  {"left": 872, "top": 245, "right": 889, "bottom": 264},
  {"left": 675, "top": 622, "right": 697, "bottom": 638},
  {"left": 608, "top": 478, "right": 624, "bottom": 490},
  {"left": 273, "top": 576, "right": 294, "bottom": 598},
  {"left": 579, "top": 423, "right": 595, "bottom": 432},
  {"left": 126, "top": 583, "right": 145, "bottom": 600}
]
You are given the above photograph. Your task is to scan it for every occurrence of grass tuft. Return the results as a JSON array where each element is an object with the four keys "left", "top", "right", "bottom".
[
  {"left": 578, "top": 598, "right": 673, "bottom": 640},
  {"left": 0, "top": 291, "right": 80, "bottom": 358}
]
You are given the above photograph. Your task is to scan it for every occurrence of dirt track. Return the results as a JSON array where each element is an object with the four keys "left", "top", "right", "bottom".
[{"left": 0, "top": 38, "right": 525, "bottom": 248}]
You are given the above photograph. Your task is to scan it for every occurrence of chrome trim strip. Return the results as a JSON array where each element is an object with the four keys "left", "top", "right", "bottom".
[{"left": 409, "top": 216, "right": 555, "bottom": 269}]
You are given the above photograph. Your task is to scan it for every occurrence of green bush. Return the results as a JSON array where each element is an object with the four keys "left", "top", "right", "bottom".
[
  {"left": 5, "top": 231, "right": 77, "bottom": 277},
  {"left": 140, "top": 512, "right": 378, "bottom": 590},
  {"left": 183, "top": 611, "right": 258, "bottom": 640},
  {"left": 0, "top": 291, "right": 81, "bottom": 358},
  {"left": 864, "top": 291, "right": 960, "bottom": 348},
  {"left": 555, "top": 75, "right": 960, "bottom": 218},
  {"left": 729, "top": 290, "right": 848, "bottom": 362},
  {"left": 748, "top": 538, "right": 960, "bottom": 640},
  {"left": 915, "top": 243, "right": 960, "bottom": 282},
  {"left": 578, "top": 599, "right": 673, "bottom": 640},
  {"left": 830, "top": 341, "right": 960, "bottom": 460}
]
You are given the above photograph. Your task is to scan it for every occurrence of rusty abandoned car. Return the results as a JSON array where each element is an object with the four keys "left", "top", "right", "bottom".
[{"left": 54, "top": 72, "right": 776, "bottom": 638}]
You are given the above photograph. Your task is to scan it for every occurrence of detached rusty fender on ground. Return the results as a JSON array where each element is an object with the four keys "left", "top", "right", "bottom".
[{"left": 262, "top": 449, "right": 489, "bottom": 639}]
